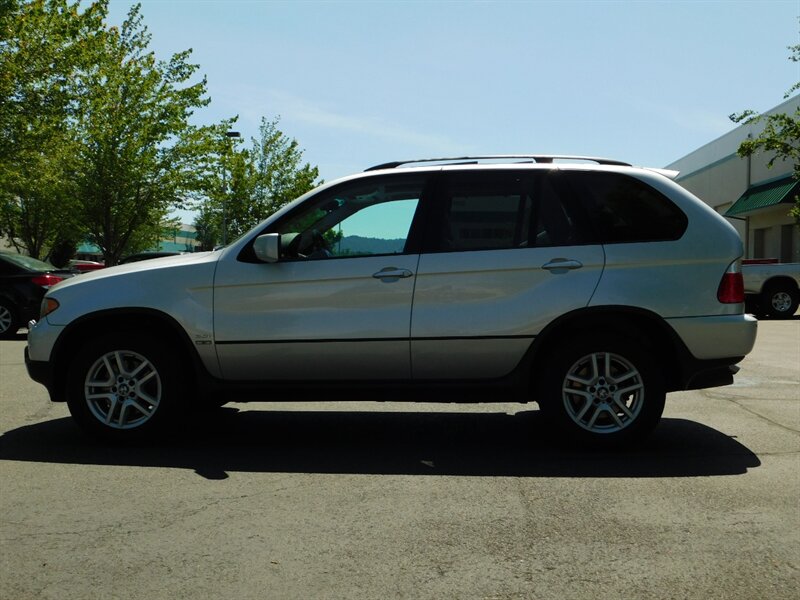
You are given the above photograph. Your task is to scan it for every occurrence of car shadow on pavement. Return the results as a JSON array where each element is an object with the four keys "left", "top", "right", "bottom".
[{"left": 0, "top": 408, "right": 760, "bottom": 480}]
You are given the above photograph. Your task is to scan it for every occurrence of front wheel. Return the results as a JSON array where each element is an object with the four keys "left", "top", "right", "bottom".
[
  {"left": 66, "top": 333, "right": 181, "bottom": 440},
  {"left": 538, "top": 333, "right": 666, "bottom": 445}
]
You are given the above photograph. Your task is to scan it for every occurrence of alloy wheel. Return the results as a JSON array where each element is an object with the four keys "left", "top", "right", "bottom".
[
  {"left": 562, "top": 351, "right": 645, "bottom": 434},
  {"left": 84, "top": 350, "right": 162, "bottom": 429},
  {"left": 0, "top": 305, "right": 12, "bottom": 334}
]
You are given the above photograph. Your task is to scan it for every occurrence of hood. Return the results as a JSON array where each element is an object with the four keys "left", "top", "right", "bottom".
[{"left": 51, "top": 250, "right": 220, "bottom": 292}]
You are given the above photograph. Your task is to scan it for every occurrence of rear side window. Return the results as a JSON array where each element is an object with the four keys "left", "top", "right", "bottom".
[
  {"left": 571, "top": 172, "right": 687, "bottom": 243},
  {"left": 530, "top": 174, "right": 589, "bottom": 247},
  {"left": 428, "top": 171, "right": 593, "bottom": 252},
  {"left": 437, "top": 173, "right": 531, "bottom": 251}
]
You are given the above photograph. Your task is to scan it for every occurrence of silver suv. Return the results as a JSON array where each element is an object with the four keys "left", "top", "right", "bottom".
[{"left": 25, "top": 155, "right": 757, "bottom": 444}]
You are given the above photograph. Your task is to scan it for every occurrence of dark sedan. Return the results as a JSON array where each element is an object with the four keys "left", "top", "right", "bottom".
[{"left": 0, "top": 252, "right": 74, "bottom": 338}]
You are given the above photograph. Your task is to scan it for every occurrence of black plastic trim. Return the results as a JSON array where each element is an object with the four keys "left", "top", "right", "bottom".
[
  {"left": 25, "top": 347, "right": 55, "bottom": 400},
  {"left": 215, "top": 334, "right": 536, "bottom": 345}
]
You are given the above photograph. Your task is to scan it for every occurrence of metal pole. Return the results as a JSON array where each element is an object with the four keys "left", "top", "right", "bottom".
[
  {"left": 220, "top": 131, "right": 240, "bottom": 246},
  {"left": 221, "top": 167, "right": 228, "bottom": 246}
]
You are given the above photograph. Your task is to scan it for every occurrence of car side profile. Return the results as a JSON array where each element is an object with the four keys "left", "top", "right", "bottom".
[{"left": 25, "top": 156, "right": 758, "bottom": 444}]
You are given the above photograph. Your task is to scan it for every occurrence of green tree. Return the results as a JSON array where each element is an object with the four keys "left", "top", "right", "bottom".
[
  {"left": 193, "top": 205, "right": 220, "bottom": 251},
  {"left": 0, "top": 133, "right": 83, "bottom": 258},
  {"left": 251, "top": 117, "right": 320, "bottom": 219},
  {"left": 72, "top": 3, "right": 216, "bottom": 265},
  {"left": 195, "top": 117, "right": 320, "bottom": 247},
  {"left": 0, "top": 0, "right": 103, "bottom": 257},
  {"left": 731, "top": 37, "right": 800, "bottom": 226}
]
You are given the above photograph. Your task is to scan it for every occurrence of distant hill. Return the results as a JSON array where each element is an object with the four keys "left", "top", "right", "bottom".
[{"left": 337, "top": 235, "right": 406, "bottom": 255}]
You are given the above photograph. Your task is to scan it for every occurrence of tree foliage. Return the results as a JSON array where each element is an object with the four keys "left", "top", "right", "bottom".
[
  {"left": 0, "top": 1, "right": 224, "bottom": 264},
  {"left": 731, "top": 35, "right": 800, "bottom": 225},
  {"left": 194, "top": 117, "right": 320, "bottom": 248},
  {"left": 72, "top": 4, "right": 217, "bottom": 265},
  {"left": 0, "top": 0, "right": 103, "bottom": 257}
]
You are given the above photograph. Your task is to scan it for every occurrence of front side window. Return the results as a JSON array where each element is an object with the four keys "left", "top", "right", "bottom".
[{"left": 272, "top": 175, "right": 427, "bottom": 260}]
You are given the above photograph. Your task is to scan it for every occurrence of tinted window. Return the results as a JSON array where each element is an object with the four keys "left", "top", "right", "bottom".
[
  {"left": 572, "top": 172, "right": 687, "bottom": 243},
  {"left": 430, "top": 171, "right": 592, "bottom": 252},
  {"left": 433, "top": 172, "right": 531, "bottom": 252},
  {"left": 530, "top": 174, "right": 590, "bottom": 247}
]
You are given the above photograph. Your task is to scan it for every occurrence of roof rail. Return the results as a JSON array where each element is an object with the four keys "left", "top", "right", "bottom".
[{"left": 365, "top": 155, "right": 631, "bottom": 171}]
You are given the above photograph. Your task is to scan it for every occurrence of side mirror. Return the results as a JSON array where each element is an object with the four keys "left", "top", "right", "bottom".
[{"left": 253, "top": 233, "right": 280, "bottom": 263}]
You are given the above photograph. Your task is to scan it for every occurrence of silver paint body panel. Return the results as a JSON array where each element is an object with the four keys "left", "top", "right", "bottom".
[
  {"left": 27, "top": 162, "right": 758, "bottom": 390},
  {"left": 213, "top": 254, "right": 419, "bottom": 380}
]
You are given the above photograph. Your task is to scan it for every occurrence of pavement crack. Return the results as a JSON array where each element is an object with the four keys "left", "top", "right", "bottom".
[{"left": 703, "top": 391, "right": 800, "bottom": 435}]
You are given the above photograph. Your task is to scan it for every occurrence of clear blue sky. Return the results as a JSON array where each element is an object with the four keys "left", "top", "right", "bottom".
[{"left": 105, "top": 0, "right": 799, "bottom": 219}]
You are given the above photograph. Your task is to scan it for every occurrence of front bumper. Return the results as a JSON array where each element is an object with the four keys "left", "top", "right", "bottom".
[{"left": 24, "top": 345, "right": 58, "bottom": 402}]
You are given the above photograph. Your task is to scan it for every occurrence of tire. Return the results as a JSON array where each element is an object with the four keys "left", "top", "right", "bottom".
[
  {"left": 66, "top": 332, "right": 182, "bottom": 440},
  {"left": 744, "top": 296, "right": 760, "bottom": 317},
  {"left": 0, "top": 300, "right": 20, "bottom": 339},
  {"left": 762, "top": 284, "right": 799, "bottom": 319},
  {"left": 538, "top": 332, "right": 666, "bottom": 446}
]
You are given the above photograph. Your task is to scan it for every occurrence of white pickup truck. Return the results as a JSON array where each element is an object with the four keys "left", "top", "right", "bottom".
[{"left": 742, "top": 259, "right": 800, "bottom": 319}]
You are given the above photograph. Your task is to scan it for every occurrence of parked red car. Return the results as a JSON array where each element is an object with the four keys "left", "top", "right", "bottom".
[{"left": 68, "top": 259, "right": 106, "bottom": 273}]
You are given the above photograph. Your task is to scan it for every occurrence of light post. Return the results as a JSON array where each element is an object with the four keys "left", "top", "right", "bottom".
[{"left": 221, "top": 130, "right": 241, "bottom": 246}]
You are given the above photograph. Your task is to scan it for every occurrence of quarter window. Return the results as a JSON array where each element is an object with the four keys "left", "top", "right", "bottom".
[{"left": 572, "top": 172, "right": 688, "bottom": 243}]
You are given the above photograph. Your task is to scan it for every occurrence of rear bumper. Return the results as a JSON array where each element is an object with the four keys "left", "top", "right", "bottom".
[
  {"left": 664, "top": 314, "right": 756, "bottom": 392},
  {"left": 666, "top": 314, "right": 757, "bottom": 360},
  {"left": 682, "top": 360, "right": 741, "bottom": 391}
]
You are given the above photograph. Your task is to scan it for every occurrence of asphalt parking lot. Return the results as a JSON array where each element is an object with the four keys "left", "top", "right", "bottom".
[{"left": 1, "top": 318, "right": 798, "bottom": 600}]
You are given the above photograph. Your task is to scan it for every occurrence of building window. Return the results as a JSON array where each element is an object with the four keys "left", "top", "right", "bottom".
[
  {"left": 780, "top": 224, "right": 794, "bottom": 263},
  {"left": 753, "top": 228, "right": 767, "bottom": 259}
]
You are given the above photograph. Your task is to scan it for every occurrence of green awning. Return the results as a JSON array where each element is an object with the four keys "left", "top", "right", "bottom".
[
  {"left": 157, "top": 241, "right": 195, "bottom": 252},
  {"left": 725, "top": 177, "right": 799, "bottom": 216}
]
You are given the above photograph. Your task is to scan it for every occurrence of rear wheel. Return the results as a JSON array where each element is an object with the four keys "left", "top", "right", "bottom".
[
  {"left": 762, "top": 283, "right": 799, "bottom": 319},
  {"left": 66, "top": 333, "right": 181, "bottom": 440},
  {"left": 0, "top": 300, "right": 20, "bottom": 339},
  {"left": 538, "top": 333, "right": 665, "bottom": 445}
]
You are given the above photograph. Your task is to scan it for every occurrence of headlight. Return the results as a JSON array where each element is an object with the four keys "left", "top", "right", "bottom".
[{"left": 40, "top": 298, "right": 60, "bottom": 319}]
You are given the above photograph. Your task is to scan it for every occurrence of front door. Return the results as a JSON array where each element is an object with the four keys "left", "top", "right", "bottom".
[{"left": 214, "top": 173, "right": 430, "bottom": 381}]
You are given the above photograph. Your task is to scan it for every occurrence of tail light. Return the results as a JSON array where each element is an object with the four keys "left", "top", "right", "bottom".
[
  {"left": 31, "top": 274, "right": 64, "bottom": 289},
  {"left": 717, "top": 262, "right": 744, "bottom": 303}
]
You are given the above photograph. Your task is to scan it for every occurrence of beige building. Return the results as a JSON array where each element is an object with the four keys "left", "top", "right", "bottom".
[{"left": 666, "top": 95, "right": 799, "bottom": 263}]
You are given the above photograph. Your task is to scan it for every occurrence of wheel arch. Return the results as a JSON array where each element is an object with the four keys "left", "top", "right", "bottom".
[
  {"left": 525, "top": 306, "right": 689, "bottom": 393},
  {"left": 762, "top": 275, "right": 800, "bottom": 294},
  {"left": 50, "top": 308, "right": 205, "bottom": 402}
]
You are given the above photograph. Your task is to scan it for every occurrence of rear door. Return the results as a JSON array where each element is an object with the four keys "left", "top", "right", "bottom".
[{"left": 410, "top": 169, "right": 606, "bottom": 379}]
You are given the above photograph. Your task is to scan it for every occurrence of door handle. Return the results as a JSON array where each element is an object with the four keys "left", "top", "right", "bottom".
[
  {"left": 542, "top": 259, "right": 583, "bottom": 271},
  {"left": 372, "top": 268, "right": 413, "bottom": 279}
]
